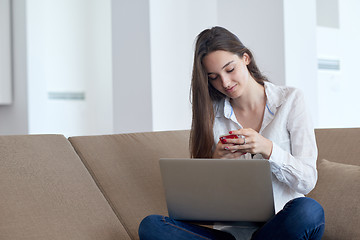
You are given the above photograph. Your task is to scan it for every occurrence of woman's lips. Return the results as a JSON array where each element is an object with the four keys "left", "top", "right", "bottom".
[{"left": 225, "top": 85, "right": 236, "bottom": 92}]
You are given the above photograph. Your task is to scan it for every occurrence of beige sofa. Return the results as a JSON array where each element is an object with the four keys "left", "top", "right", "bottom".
[{"left": 1, "top": 128, "right": 359, "bottom": 239}]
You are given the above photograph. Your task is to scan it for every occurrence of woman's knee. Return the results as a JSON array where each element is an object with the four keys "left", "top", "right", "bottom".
[
  {"left": 252, "top": 198, "right": 325, "bottom": 240},
  {"left": 140, "top": 214, "right": 163, "bottom": 227},
  {"left": 287, "top": 197, "right": 325, "bottom": 225},
  {"left": 138, "top": 215, "right": 164, "bottom": 239}
]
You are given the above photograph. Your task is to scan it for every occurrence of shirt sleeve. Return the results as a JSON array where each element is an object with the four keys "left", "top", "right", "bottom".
[{"left": 268, "top": 90, "right": 318, "bottom": 195}]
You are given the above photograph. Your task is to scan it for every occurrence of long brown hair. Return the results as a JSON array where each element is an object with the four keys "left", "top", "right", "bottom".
[{"left": 190, "top": 26, "right": 268, "bottom": 158}]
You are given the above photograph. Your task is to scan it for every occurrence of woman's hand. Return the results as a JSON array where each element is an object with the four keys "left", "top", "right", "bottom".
[
  {"left": 214, "top": 128, "right": 273, "bottom": 159},
  {"left": 212, "top": 139, "right": 246, "bottom": 159}
]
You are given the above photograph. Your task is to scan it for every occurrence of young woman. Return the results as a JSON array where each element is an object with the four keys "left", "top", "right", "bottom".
[{"left": 138, "top": 26, "right": 325, "bottom": 240}]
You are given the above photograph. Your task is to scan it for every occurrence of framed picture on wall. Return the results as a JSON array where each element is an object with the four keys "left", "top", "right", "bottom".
[{"left": 0, "top": 0, "right": 12, "bottom": 105}]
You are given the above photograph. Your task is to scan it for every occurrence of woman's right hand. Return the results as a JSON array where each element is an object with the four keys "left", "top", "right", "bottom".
[{"left": 212, "top": 140, "right": 245, "bottom": 159}]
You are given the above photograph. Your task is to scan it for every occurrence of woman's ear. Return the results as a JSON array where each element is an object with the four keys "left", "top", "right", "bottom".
[{"left": 242, "top": 53, "right": 251, "bottom": 65}]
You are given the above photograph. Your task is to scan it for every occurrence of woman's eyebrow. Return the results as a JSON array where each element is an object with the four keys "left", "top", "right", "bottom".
[{"left": 222, "top": 60, "right": 234, "bottom": 69}]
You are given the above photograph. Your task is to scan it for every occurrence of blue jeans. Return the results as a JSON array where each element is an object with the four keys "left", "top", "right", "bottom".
[{"left": 138, "top": 197, "right": 325, "bottom": 240}]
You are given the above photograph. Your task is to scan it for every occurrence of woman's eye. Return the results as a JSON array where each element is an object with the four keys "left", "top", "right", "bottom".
[
  {"left": 208, "top": 75, "right": 218, "bottom": 81},
  {"left": 227, "top": 68, "right": 235, "bottom": 73}
]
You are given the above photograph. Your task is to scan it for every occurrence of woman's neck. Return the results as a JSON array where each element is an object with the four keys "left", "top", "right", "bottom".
[{"left": 230, "top": 79, "right": 266, "bottom": 112}]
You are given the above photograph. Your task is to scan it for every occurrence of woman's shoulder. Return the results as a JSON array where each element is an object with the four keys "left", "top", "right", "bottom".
[{"left": 265, "top": 81, "right": 304, "bottom": 100}]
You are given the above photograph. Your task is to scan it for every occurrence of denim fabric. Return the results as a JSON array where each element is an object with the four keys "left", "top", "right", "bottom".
[
  {"left": 138, "top": 197, "right": 325, "bottom": 240},
  {"left": 251, "top": 197, "right": 325, "bottom": 240},
  {"left": 138, "top": 215, "right": 235, "bottom": 240}
]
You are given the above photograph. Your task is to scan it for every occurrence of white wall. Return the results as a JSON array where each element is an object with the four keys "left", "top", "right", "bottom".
[
  {"left": 338, "top": 0, "right": 360, "bottom": 127},
  {"left": 316, "top": 26, "right": 342, "bottom": 127},
  {"left": 283, "top": 0, "right": 318, "bottom": 125},
  {"left": 0, "top": 0, "right": 12, "bottom": 104},
  {"left": 218, "top": 0, "right": 286, "bottom": 86},
  {"left": 27, "top": 0, "right": 113, "bottom": 136},
  {"left": 149, "top": 0, "right": 217, "bottom": 131},
  {"left": 0, "top": 0, "right": 29, "bottom": 135},
  {"left": 3, "top": 0, "right": 355, "bottom": 136},
  {"left": 317, "top": 0, "right": 360, "bottom": 128},
  {"left": 111, "top": 0, "right": 153, "bottom": 134}
]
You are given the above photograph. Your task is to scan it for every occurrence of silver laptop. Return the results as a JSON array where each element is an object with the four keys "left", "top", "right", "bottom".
[{"left": 159, "top": 158, "right": 275, "bottom": 223}]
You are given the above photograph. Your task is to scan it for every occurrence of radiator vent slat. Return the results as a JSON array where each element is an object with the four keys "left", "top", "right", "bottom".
[
  {"left": 318, "top": 59, "right": 340, "bottom": 70},
  {"left": 48, "top": 92, "right": 85, "bottom": 100}
]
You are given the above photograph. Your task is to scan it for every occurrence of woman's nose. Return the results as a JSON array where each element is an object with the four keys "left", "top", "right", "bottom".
[{"left": 221, "top": 76, "right": 231, "bottom": 88}]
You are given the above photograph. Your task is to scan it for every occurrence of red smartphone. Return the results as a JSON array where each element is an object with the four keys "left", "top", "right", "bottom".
[{"left": 219, "top": 134, "right": 240, "bottom": 144}]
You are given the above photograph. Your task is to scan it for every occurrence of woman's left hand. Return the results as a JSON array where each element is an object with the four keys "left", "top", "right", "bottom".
[{"left": 223, "top": 128, "right": 273, "bottom": 159}]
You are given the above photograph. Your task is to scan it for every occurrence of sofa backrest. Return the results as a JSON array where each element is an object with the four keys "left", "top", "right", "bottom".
[
  {"left": 3, "top": 128, "right": 357, "bottom": 239},
  {"left": 69, "top": 130, "right": 190, "bottom": 240},
  {"left": 315, "top": 128, "right": 360, "bottom": 166},
  {"left": 310, "top": 128, "right": 360, "bottom": 239},
  {"left": 69, "top": 128, "right": 360, "bottom": 240},
  {"left": 0, "top": 135, "right": 129, "bottom": 240}
]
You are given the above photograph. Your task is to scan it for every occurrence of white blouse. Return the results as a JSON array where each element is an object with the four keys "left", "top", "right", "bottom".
[{"left": 212, "top": 81, "right": 318, "bottom": 239}]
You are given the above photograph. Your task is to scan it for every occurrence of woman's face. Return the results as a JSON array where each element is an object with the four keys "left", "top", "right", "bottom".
[{"left": 202, "top": 50, "right": 251, "bottom": 99}]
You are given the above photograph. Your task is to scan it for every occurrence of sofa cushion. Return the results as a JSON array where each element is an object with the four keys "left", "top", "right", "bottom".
[
  {"left": 307, "top": 159, "right": 360, "bottom": 240},
  {"left": 0, "top": 135, "right": 129, "bottom": 240},
  {"left": 69, "top": 130, "right": 190, "bottom": 240}
]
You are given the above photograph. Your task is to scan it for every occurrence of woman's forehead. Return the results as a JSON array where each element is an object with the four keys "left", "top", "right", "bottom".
[{"left": 203, "top": 51, "right": 239, "bottom": 71}]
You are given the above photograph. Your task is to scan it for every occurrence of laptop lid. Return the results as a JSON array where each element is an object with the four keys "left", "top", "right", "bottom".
[{"left": 159, "top": 158, "right": 275, "bottom": 223}]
